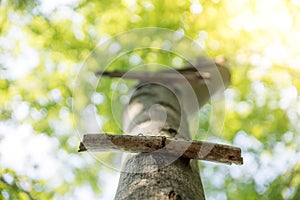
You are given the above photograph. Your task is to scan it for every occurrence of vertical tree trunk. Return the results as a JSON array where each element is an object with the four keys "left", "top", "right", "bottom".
[{"left": 115, "top": 83, "right": 205, "bottom": 200}]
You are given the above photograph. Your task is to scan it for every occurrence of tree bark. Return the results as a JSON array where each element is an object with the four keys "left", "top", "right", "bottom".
[{"left": 115, "top": 83, "right": 205, "bottom": 200}]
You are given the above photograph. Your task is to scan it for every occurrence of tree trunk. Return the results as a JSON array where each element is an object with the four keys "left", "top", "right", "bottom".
[{"left": 115, "top": 83, "right": 205, "bottom": 200}]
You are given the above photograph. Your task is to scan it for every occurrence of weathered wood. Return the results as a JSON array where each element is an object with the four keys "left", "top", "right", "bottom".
[{"left": 78, "top": 133, "right": 243, "bottom": 165}]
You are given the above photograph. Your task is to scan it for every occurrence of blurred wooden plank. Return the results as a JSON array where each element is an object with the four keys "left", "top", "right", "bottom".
[{"left": 95, "top": 69, "right": 211, "bottom": 83}]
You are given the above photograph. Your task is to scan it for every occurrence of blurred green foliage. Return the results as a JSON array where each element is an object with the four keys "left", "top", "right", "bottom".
[{"left": 0, "top": 0, "right": 300, "bottom": 199}]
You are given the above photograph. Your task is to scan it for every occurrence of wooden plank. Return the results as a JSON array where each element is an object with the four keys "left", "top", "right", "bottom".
[
  {"left": 78, "top": 134, "right": 243, "bottom": 165},
  {"left": 96, "top": 69, "right": 210, "bottom": 83}
]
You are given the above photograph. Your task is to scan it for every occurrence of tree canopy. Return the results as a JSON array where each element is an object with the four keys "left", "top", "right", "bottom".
[{"left": 0, "top": 0, "right": 300, "bottom": 199}]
